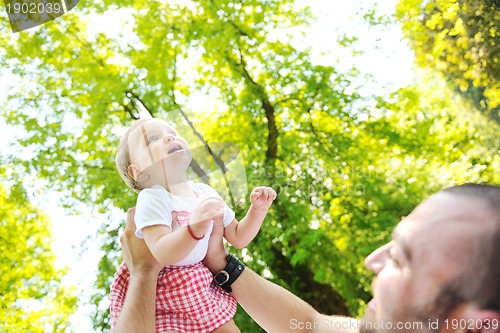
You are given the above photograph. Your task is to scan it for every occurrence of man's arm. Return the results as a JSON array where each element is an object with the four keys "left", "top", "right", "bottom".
[
  {"left": 113, "top": 269, "right": 158, "bottom": 333},
  {"left": 234, "top": 269, "right": 358, "bottom": 333},
  {"left": 113, "top": 208, "right": 162, "bottom": 333},
  {"left": 204, "top": 218, "right": 359, "bottom": 333}
]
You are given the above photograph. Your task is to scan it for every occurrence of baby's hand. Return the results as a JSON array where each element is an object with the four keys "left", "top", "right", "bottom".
[
  {"left": 250, "top": 186, "right": 277, "bottom": 211},
  {"left": 189, "top": 194, "right": 225, "bottom": 237}
]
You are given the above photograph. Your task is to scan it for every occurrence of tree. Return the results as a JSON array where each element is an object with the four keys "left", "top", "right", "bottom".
[
  {"left": 396, "top": 0, "right": 500, "bottom": 123},
  {"left": 2, "top": 2, "right": 355, "bottom": 330},
  {"left": 0, "top": 171, "right": 77, "bottom": 332}
]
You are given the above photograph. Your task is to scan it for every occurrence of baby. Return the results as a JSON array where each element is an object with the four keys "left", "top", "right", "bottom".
[{"left": 110, "top": 117, "right": 276, "bottom": 332}]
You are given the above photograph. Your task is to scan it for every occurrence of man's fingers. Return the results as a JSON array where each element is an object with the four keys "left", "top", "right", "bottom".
[
  {"left": 121, "top": 207, "right": 137, "bottom": 246},
  {"left": 210, "top": 216, "right": 224, "bottom": 241},
  {"left": 203, "top": 215, "right": 228, "bottom": 274},
  {"left": 124, "top": 208, "right": 138, "bottom": 234},
  {"left": 125, "top": 207, "right": 136, "bottom": 228}
]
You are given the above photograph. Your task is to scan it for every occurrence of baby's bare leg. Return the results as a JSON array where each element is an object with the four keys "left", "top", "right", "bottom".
[{"left": 211, "top": 319, "right": 240, "bottom": 333}]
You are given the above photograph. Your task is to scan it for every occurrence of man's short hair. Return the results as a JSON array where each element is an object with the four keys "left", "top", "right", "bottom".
[{"left": 440, "top": 184, "right": 500, "bottom": 312}]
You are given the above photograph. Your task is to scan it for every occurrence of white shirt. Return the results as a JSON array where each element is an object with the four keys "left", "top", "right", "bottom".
[{"left": 134, "top": 183, "right": 235, "bottom": 266}]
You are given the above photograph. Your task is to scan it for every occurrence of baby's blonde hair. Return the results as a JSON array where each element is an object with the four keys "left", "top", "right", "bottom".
[{"left": 115, "top": 119, "right": 151, "bottom": 193}]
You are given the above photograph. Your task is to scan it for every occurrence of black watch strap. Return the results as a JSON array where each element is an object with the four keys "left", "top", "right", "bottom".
[
  {"left": 213, "top": 254, "right": 235, "bottom": 285},
  {"left": 213, "top": 254, "right": 245, "bottom": 293}
]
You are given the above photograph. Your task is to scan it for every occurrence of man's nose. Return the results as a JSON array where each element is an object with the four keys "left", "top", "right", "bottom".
[{"left": 364, "top": 242, "right": 391, "bottom": 275}]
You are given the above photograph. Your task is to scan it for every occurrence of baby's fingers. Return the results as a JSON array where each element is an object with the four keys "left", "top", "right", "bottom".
[{"left": 252, "top": 186, "right": 277, "bottom": 201}]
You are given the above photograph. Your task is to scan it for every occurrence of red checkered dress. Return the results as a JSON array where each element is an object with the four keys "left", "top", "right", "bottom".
[{"left": 110, "top": 261, "right": 237, "bottom": 332}]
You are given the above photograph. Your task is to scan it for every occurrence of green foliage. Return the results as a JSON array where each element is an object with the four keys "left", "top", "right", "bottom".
[
  {"left": 396, "top": 0, "right": 500, "bottom": 122},
  {"left": 1, "top": 0, "right": 499, "bottom": 331},
  {"left": 0, "top": 174, "right": 77, "bottom": 332}
]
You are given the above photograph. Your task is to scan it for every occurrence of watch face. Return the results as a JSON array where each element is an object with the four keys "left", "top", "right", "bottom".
[{"left": 214, "top": 271, "right": 230, "bottom": 285}]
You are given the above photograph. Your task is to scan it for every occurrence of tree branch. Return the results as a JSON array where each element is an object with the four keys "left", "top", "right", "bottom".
[
  {"left": 208, "top": 0, "right": 250, "bottom": 37},
  {"left": 226, "top": 46, "right": 278, "bottom": 162}
]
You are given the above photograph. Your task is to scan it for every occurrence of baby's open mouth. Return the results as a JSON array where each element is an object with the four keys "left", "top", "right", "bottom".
[{"left": 167, "top": 145, "right": 183, "bottom": 154}]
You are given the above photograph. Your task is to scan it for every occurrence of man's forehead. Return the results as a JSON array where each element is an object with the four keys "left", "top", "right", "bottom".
[
  {"left": 407, "top": 192, "right": 487, "bottom": 227},
  {"left": 392, "top": 193, "right": 486, "bottom": 259}
]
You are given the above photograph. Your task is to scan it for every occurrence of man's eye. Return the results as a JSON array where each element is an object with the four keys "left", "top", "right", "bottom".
[
  {"left": 388, "top": 251, "right": 400, "bottom": 267},
  {"left": 390, "top": 257, "right": 400, "bottom": 267}
]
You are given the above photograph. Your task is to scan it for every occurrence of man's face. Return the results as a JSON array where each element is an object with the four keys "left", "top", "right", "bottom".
[
  {"left": 360, "top": 192, "right": 484, "bottom": 333},
  {"left": 127, "top": 119, "right": 192, "bottom": 186}
]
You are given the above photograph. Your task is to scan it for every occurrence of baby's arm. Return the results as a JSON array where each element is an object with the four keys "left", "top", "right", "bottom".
[
  {"left": 141, "top": 194, "right": 224, "bottom": 267},
  {"left": 142, "top": 225, "right": 199, "bottom": 267},
  {"left": 224, "top": 186, "right": 277, "bottom": 248}
]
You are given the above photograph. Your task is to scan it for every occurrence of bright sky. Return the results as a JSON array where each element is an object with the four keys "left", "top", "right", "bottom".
[{"left": 2, "top": 0, "right": 414, "bottom": 331}]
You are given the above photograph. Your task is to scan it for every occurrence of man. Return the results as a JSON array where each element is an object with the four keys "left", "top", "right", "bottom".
[{"left": 113, "top": 184, "right": 500, "bottom": 332}]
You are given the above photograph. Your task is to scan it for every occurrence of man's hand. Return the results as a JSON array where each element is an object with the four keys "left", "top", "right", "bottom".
[
  {"left": 202, "top": 216, "right": 228, "bottom": 274},
  {"left": 114, "top": 208, "right": 160, "bottom": 333},
  {"left": 189, "top": 194, "right": 225, "bottom": 238},
  {"left": 250, "top": 186, "right": 277, "bottom": 211},
  {"left": 120, "top": 208, "right": 162, "bottom": 274}
]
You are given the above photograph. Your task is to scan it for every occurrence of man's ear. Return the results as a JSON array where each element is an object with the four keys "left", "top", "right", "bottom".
[{"left": 462, "top": 306, "right": 500, "bottom": 333}]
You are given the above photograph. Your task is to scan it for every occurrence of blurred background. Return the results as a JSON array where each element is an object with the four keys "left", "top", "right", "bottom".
[{"left": 1, "top": 0, "right": 498, "bottom": 331}]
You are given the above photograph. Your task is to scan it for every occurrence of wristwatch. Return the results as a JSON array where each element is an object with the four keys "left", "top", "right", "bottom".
[{"left": 213, "top": 254, "right": 245, "bottom": 293}]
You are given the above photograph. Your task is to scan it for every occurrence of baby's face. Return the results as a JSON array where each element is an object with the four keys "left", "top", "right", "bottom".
[{"left": 128, "top": 119, "right": 192, "bottom": 185}]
